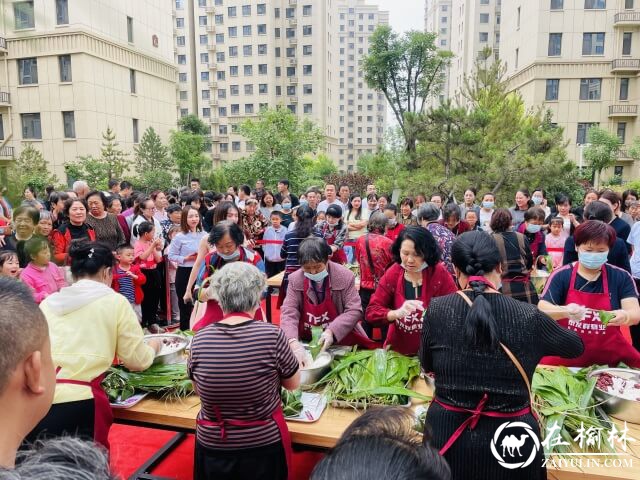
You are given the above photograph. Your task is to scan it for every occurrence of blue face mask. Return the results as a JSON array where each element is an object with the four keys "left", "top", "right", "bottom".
[
  {"left": 578, "top": 250, "right": 609, "bottom": 270},
  {"left": 304, "top": 269, "right": 328, "bottom": 283},
  {"left": 403, "top": 262, "right": 428, "bottom": 272},
  {"left": 299, "top": 200, "right": 308, "bottom": 206},
  {"left": 218, "top": 250, "right": 240, "bottom": 261},
  {"left": 282, "top": 203, "right": 292, "bottom": 210},
  {"left": 532, "top": 196, "right": 543, "bottom": 206},
  {"left": 482, "top": 201, "right": 495, "bottom": 209},
  {"left": 526, "top": 223, "right": 542, "bottom": 234}
]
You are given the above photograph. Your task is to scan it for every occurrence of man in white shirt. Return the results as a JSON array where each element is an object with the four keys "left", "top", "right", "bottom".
[
  {"left": 338, "top": 184, "right": 351, "bottom": 212},
  {"left": 236, "top": 185, "right": 250, "bottom": 209},
  {"left": 317, "top": 183, "right": 342, "bottom": 213},
  {"left": 366, "top": 183, "right": 376, "bottom": 196}
]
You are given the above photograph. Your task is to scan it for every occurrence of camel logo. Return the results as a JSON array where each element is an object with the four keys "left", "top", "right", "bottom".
[{"left": 490, "top": 421, "right": 541, "bottom": 469}]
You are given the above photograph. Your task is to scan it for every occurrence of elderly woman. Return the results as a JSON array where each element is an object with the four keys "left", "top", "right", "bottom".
[
  {"left": 27, "top": 242, "right": 160, "bottom": 449},
  {"left": 366, "top": 226, "right": 457, "bottom": 355},
  {"left": 489, "top": 208, "right": 538, "bottom": 304},
  {"left": 398, "top": 198, "right": 417, "bottom": 226},
  {"left": 0, "top": 205, "right": 39, "bottom": 267},
  {"left": 421, "top": 231, "right": 583, "bottom": 480},
  {"left": 191, "top": 221, "right": 265, "bottom": 331},
  {"left": 240, "top": 198, "right": 267, "bottom": 249},
  {"left": 281, "top": 237, "right": 376, "bottom": 366},
  {"left": 84, "top": 191, "right": 125, "bottom": 251},
  {"left": 540, "top": 220, "right": 640, "bottom": 367},
  {"left": 417, "top": 203, "right": 456, "bottom": 274},
  {"left": 440, "top": 203, "right": 470, "bottom": 236},
  {"left": 189, "top": 262, "right": 300, "bottom": 480},
  {"left": 51, "top": 199, "right": 97, "bottom": 265}
]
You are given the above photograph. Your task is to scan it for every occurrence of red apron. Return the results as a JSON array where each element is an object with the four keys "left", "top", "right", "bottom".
[
  {"left": 541, "top": 263, "right": 640, "bottom": 367},
  {"left": 322, "top": 224, "right": 347, "bottom": 265},
  {"left": 300, "top": 276, "right": 378, "bottom": 349},
  {"left": 56, "top": 370, "right": 112, "bottom": 450}
]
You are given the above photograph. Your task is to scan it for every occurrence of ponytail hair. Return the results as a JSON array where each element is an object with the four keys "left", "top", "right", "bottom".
[
  {"left": 133, "top": 220, "right": 154, "bottom": 238},
  {"left": 451, "top": 231, "right": 502, "bottom": 350},
  {"left": 69, "top": 241, "right": 114, "bottom": 279}
]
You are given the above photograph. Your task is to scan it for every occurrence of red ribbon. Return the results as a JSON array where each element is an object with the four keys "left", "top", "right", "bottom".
[{"left": 467, "top": 276, "right": 497, "bottom": 290}]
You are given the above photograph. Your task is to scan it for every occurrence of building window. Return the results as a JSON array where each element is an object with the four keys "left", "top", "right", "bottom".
[
  {"left": 203, "top": 108, "right": 211, "bottom": 117},
  {"left": 127, "top": 16, "right": 134, "bottom": 43},
  {"left": 275, "top": 28, "right": 281, "bottom": 38},
  {"left": 219, "top": 107, "right": 227, "bottom": 117},
  {"left": 303, "top": 65, "right": 312, "bottom": 75},
  {"left": 177, "top": 36, "right": 186, "bottom": 46},
  {"left": 257, "top": 24, "right": 267, "bottom": 35},
  {"left": 259, "top": 83, "right": 268, "bottom": 94},
  {"left": 244, "top": 65, "right": 253, "bottom": 76},
  {"left": 21, "top": 113, "right": 41, "bottom": 139},
  {"left": 303, "top": 103, "right": 312, "bottom": 114},
  {"left": 548, "top": 33, "right": 562, "bottom": 56},
  {"left": 217, "top": 71, "right": 225, "bottom": 80},
  {"left": 56, "top": 55, "right": 72, "bottom": 82},
  {"left": 545, "top": 79, "right": 559, "bottom": 101},
  {"left": 232, "top": 141, "right": 241, "bottom": 152},
  {"left": 218, "top": 88, "right": 226, "bottom": 99},
  {"left": 220, "top": 143, "right": 229, "bottom": 153},
  {"left": 620, "top": 78, "right": 630, "bottom": 100},
  {"left": 286, "top": 28, "right": 295, "bottom": 38},
  {"left": 257, "top": 4, "right": 266, "bottom": 15},
  {"left": 180, "top": 108, "right": 188, "bottom": 117},
  {"left": 178, "top": 55, "right": 187, "bottom": 64},
  {"left": 216, "top": 52, "right": 225, "bottom": 62},
  {"left": 579, "top": 78, "right": 601, "bottom": 100},
  {"left": 215, "top": 15, "right": 223, "bottom": 25},
  {"left": 303, "top": 84, "right": 312, "bottom": 94},
  {"left": 177, "top": 18, "right": 185, "bottom": 28},
  {"left": 243, "top": 25, "right": 252, "bottom": 36},
  {"left": 303, "top": 5, "right": 312, "bottom": 16},
  {"left": 62, "top": 111, "right": 75, "bottom": 138},
  {"left": 216, "top": 33, "right": 224, "bottom": 43},
  {"left": 219, "top": 125, "right": 227, "bottom": 135},
  {"left": 0, "top": 115, "right": 3, "bottom": 140},
  {"left": 258, "top": 44, "right": 267, "bottom": 55},
  {"left": 176, "top": 0, "right": 184, "bottom": 9},
  {"left": 287, "top": 85, "right": 296, "bottom": 96},
  {"left": 18, "top": 58, "right": 38, "bottom": 85},
  {"left": 229, "top": 46, "right": 238, "bottom": 57},
  {"left": 179, "top": 72, "right": 187, "bottom": 82},
  {"left": 201, "top": 71, "right": 209, "bottom": 81},
  {"left": 577, "top": 122, "right": 597, "bottom": 144},
  {"left": 286, "top": 47, "right": 295, "bottom": 58},
  {"left": 614, "top": 165, "right": 624, "bottom": 176},
  {"left": 623, "top": 32, "right": 632, "bottom": 55},
  {"left": 56, "top": 0, "right": 69, "bottom": 25},
  {"left": 517, "top": 7, "right": 521, "bottom": 28},
  {"left": 288, "top": 104, "right": 296, "bottom": 113},
  {"left": 244, "top": 84, "right": 253, "bottom": 95},
  {"left": 480, "top": 13, "right": 489, "bottom": 24},
  {"left": 229, "top": 26, "right": 237, "bottom": 37},
  {"left": 617, "top": 122, "right": 627, "bottom": 143},
  {"left": 303, "top": 45, "right": 312, "bottom": 55},
  {"left": 198, "top": 0, "right": 206, "bottom": 6},
  {"left": 244, "top": 45, "right": 252, "bottom": 56},
  {"left": 130, "top": 69, "right": 136, "bottom": 93},
  {"left": 582, "top": 33, "right": 605, "bottom": 55},
  {"left": 200, "top": 34, "right": 207, "bottom": 45},
  {"left": 584, "top": 0, "right": 606, "bottom": 8},
  {"left": 515, "top": 48, "right": 519, "bottom": 69},
  {"left": 230, "top": 85, "right": 239, "bottom": 96},
  {"left": 245, "top": 104, "right": 254, "bottom": 114},
  {"left": 626, "top": 0, "right": 634, "bottom": 8},
  {"left": 242, "top": 4, "right": 251, "bottom": 16},
  {"left": 287, "top": 66, "right": 295, "bottom": 76},
  {"left": 179, "top": 91, "right": 188, "bottom": 100},
  {"left": 132, "top": 119, "right": 139, "bottom": 143},
  {"left": 228, "top": 6, "right": 236, "bottom": 17},
  {"left": 303, "top": 25, "right": 312, "bottom": 36},
  {"left": 14, "top": 2, "right": 35, "bottom": 30},
  {"left": 551, "top": 0, "right": 564, "bottom": 9},
  {"left": 479, "top": 32, "right": 488, "bottom": 42}
]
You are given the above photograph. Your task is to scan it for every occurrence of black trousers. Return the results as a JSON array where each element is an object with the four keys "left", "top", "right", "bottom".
[
  {"left": 265, "top": 260, "right": 285, "bottom": 278},
  {"left": 141, "top": 268, "right": 161, "bottom": 327},
  {"left": 25, "top": 399, "right": 95, "bottom": 446},
  {"left": 194, "top": 440, "right": 287, "bottom": 480},
  {"left": 176, "top": 266, "right": 194, "bottom": 331},
  {"left": 360, "top": 288, "right": 387, "bottom": 341}
]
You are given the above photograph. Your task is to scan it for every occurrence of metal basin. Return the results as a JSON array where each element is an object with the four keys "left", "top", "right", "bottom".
[
  {"left": 144, "top": 334, "right": 188, "bottom": 365},
  {"left": 300, "top": 351, "right": 333, "bottom": 387},
  {"left": 588, "top": 368, "right": 640, "bottom": 424}
]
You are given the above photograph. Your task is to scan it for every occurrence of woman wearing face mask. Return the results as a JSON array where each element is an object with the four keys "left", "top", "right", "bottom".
[
  {"left": 539, "top": 221, "right": 640, "bottom": 367},
  {"left": 281, "top": 238, "right": 377, "bottom": 367},
  {"left": 531, "top": 188, "right": 551, "bottom": 219},
  {"left": 366, "top": 226, "right": 457, "bottom": 355},
  {"left": 478, "top": 193, "right": 495, "bottom": 232},
  {"left": 313, "top": 204, "right": 348, "bottom": 265},
  {"left": 191, "top": 221, "right": 265, "bottom": 331},
  {"left": 516, "top": 207, "right": 548, "bottom": 263},
  {"left": 278, "top": 196, "right": 295, "bottom": 228}
]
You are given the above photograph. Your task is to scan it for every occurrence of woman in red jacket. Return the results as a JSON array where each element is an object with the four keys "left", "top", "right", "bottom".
[
  {"left": 51, "top": 199, "right": 96, "bottom": 265},
  {"left": 366, "top": 226, "right": 457, "bottom": 355}
]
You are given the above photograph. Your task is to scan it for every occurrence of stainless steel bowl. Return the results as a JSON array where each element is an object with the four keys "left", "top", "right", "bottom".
[
  {"left": 300, "top": 351, "right": 333, "bottom": 387},
  {"left": 144, "top": 334, "right": 188, "bottom": 365},
  {"left": 588, "top": 368, "right": 640, "bottom": 424}
]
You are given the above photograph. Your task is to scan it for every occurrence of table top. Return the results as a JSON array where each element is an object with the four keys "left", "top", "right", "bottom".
[{"left": 113, "top": 380, "right": 640, "bottom": 479}]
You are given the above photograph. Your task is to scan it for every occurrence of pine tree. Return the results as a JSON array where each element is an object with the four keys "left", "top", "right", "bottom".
[
  {"left": 100, "top": 126, "right": 129, "bottom": 180},
  {"left": 10, "top": 144, "right": 58, "bottom": 195},
  {"left": 134, "top": 127, "right": 174, "bottom": 191}
]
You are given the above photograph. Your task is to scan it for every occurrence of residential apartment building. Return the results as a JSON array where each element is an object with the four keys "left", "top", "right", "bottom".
[
  {"left": 0, "top": 0, "right": 178, "bottom": 179},
  {"left": 175, "top": 0, "right": 387, "bottom": 172},
  {"left": 425, "top": 0, "right": 452, "bottom": 107},
  {"left": 501, "top": 0, "right": 640, "bottom": 180}
]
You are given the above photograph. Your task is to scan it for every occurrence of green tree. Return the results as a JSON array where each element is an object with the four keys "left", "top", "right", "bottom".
[
  {"left": 363, "top": 26, "right": 451, "bottom": 157},
  {"left": 302, "top": 153, "right": 338, "bottom": 189},
  {"left": 584, "top": 126, "right": 620, "bottom": 186},
  {"left": 234, "top": 106, "right": 324, "bottom": 187},
  {"left": 64, "top": 155, "right": 110, "bottom": 190},
  {"left": 170, "top": 130, "right": 209, "bottom": 185},
  {"left": 7, "top": 144, "right": 58, "bottom": 197},
  {"left": 100, "top": 126, "right": 129, "bottom": 180},
  {"left": 178, "top": 114, "right": 210, "bottom": 135},
  {"left": 134, "top": 127, "right": 174, "bottom": 191}
]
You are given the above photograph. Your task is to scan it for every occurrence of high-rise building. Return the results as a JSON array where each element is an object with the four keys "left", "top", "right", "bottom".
[
  {"left": 175, "top": 0, "right": 388, "bottom": 172},
  {"left": 425, "top": 0, "right": 453, "bottom": 107},
  {"left": 501, "top": 0, "right": 639, "bottom": 180},
  {"left": 0, "top": 0, "right": 178, "bottom": 179}
]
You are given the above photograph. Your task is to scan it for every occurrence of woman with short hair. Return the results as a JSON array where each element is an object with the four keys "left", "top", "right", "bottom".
[
  {"left": 51, "top": 199, "right": 97, "bottom": 265},
  {"left": 189, "top": 262, "right": 299, "bottom": 480},
  {"left": 85, "top": 191, "right": 125, "bottom": 251}
]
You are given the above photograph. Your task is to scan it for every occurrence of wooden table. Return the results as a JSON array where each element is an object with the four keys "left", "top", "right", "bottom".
[{"left": 113, "top": 379, "right": 640, "bottom": 480}]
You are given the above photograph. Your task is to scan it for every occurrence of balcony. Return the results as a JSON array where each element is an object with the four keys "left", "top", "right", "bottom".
[
  {"left": 609, "top": 104, "right": 638, "bottom": 117},
  {"left": 289, "top": 0, "right": 297, "bottom": 4},
  {"left": 212, "top": 153, "right": 221, "bottom": 160},
  {"left": 210, "top": 116, "right": 219, "bottom": 124},
  {"left": 205, "top": 6, "right": 215, "bottom": 14},
  {"left": 207, "top": 42, "right": 216, "bottom": 52},
  {"left": 288, "top": 76, "right": 298, "bottom": 83},
  {"left": 288, "top": 96, "right": 298, "bottom": 103},
  {"left": 0, "top": 146, "right": 14, "bottom": 158},
  {"left": 611, "top": 58, "right": 640, "bottom": 73},
  {"left": 0, "top": 37, "right": 6, "bottom": 53},
  {"left": 209, "top": 97, "right": 218, "bottom": 106},
  {"left": 206, "top": 25, "right": 215, "bottom": 33},
  {"left": 288, "top": 18, "right": 297, "bottom": 27},
  {"left": 289, "top": 58, "right": 296, "bottom": 65},
  {"left": 614, "top": 11, "right": 640, "bottom": 27},
  {"left": 209, "top": 80, "right": 217, "bottom": 89},
  {"left": 211, "top": 135, "right": 220, "bottom": 143},
  {"left": 0, "top": 91, "right": 10, "bottom": 106},
  {"left": 618, "top": 148, "right": 633, "bottom": 161},
  {"left": 288, "top": 37, "right": 297, "bottom": 45}
]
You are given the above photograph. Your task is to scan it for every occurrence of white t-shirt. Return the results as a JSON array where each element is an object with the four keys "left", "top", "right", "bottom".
[
  {"left": 627, "top": 222, "right": 640, "bottom": 278},
  {"left": 317, "top": 199, "right": 342, "bottom": 213},
  {"left": 479, "top": 209, "right": 494, "bottom": 232}
]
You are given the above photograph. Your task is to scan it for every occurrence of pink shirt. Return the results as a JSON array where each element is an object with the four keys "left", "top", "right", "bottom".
[
  {"left": 134, "top": 239, "right": 159, "bottom": 269},
  {"left": 545, "top": 232, "right": 567, "bottom": 269},
  {"left": 20, "top": 262, "right": 67, "bottom": 303}
]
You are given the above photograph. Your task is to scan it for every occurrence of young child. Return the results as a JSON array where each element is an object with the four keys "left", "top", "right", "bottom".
[
  {"left": 133, "top": 221, "right": 164, "bottom": 332},
  {"left": 313, "top": 204, "right": 348, "bottom": 264},
  {"left": 315, "top": 211, "right": 326, "bottom": 223},
  {"left": 263, "top": 211, "right": 287, "bottom": 277},
  {"left": 0, "top": 251, "right": 20, "bottom": 279},
  {"left": 112, "top": 243, "right": 147, "bottom": 322},
  {"left": 545, "top": 216, "right": 567, "bottom": 270},
  {"left": 36, "top": 211, "right": 54, "bottom": 238},
  {"left": 20, "top": 237, "right": 67, "bottom": 303},
  {"left": 465, "top": 210, "right": 479, "bottom": 231}
]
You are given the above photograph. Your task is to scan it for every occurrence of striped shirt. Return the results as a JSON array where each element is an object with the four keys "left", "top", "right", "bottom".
[
  {"left": 188, "top": 321, "right": 298, "bottom": 450},
  {"left": 281, "top": 229, "right": 311, "bottom": 271},
  {"left": 114, "top": 266, "right": 135, "bottom": 304}
]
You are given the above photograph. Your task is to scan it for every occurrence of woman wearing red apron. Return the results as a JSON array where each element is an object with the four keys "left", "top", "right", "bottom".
[
  {"left": 313, "top": 204, "right": 348, "bottom": 265},
  {"left": 281, "top": 238, "right": 377, "bottom": 367},
  {"left": 189, "top": 262, "right": 300, "bottom": 480},
  {"left": 539, "top": 221, "right": 640, "bottom": 367},
  {"left": 27, "top": 242, "right": 159, "bottom": 449},
  {"left": 421, "top": 232, "right": 584, "bottom": 480},
  {"left": 366, "top": 226, "right": 457, "bottom": 356},
  {"left": 191, "top": 222, "right": 266, "bottom": 331}
]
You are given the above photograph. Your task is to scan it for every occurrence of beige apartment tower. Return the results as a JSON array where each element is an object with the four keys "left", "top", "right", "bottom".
[
  {"left": 425, "top": 0, "right": 453, "bottom": 107},
  {"left": 0, "top": 0, "right": 178, "bottom": 180},
  {"left": 501, "top": 0, "right": 640, "bottom": 181},
  {"left": 174, "top": 0, "right": 388, "bottom": 172}
]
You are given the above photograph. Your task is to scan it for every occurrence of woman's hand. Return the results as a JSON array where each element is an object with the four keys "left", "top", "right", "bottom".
[
  {"left": 183, "top": 289, "right": 193, "bottom": 304},
  {"left": 289, "top": 339, "right": 313, "bottom": 368},
  {"left": 608, "top": 309, "right": 633, "bottom": 327},
  {"left": 389, "top": 300, "right": 424, "bottom": 322},
  {"left": 566, "top": 303, "right": 587, "bottom": 322},
  {"left": 145, "top": 338, "right": 162, "bottom": 354},
  {"left": 319, "top": 329, "right": 334, "bottom": 352}
]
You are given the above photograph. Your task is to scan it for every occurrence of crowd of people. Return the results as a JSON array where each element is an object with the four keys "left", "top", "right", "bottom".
[{"left": 1, "top": 178, "right": 640, "bottom": 479}]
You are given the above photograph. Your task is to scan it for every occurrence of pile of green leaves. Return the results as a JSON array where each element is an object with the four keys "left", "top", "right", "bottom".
[
  {"left": 102, "top": 364, "right": 193, "bottom": 403},
  {"left": 314, "top": 348, "right": 430, "bottom": 408},
  {"left": 281, "top": 389, "right": 304, "bottom": 417},
  {"left": 532, "top": 367, "right": 614, "bottom": 456}
]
